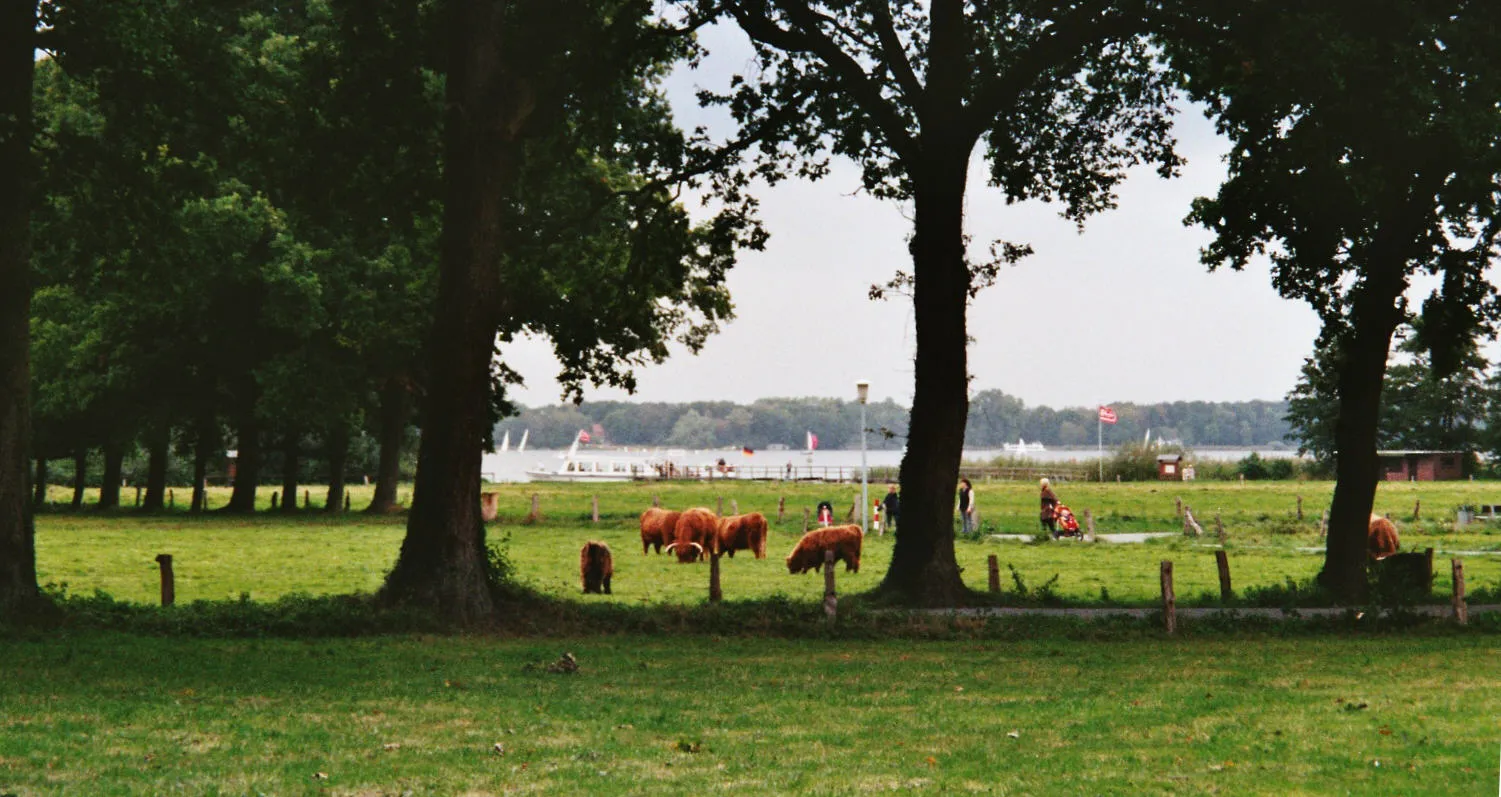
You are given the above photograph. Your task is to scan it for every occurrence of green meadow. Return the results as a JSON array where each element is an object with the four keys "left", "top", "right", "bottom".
[
  {"left": 33, "top": 480, "right": 1501, "bottom": 606},
  {"left": 10, "top": 479, "right": 1501, "bottom": 795}
]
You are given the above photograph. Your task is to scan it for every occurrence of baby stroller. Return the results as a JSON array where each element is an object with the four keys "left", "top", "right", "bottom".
[{"left": 1052, "top": 503, "right": 1084, "bottom": 539}]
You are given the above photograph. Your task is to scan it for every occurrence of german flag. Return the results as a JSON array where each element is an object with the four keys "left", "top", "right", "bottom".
[{"left": 742, "top": 446, "right": 754, "bottom": 456}]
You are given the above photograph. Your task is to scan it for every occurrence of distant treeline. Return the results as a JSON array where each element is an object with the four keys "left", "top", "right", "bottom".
[{"left": 495, "top": 391, "right": 1293, "bottom": 450}]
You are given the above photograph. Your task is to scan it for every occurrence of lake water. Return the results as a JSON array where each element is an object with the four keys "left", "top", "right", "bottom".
[{"left": 482, "top": 446, "right": 1301, "bottom": 483}]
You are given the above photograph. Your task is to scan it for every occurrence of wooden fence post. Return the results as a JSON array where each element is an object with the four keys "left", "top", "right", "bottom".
[
  {"left": 778, "top": 496, "right": 786, "bottom": 523},
  {"left": 304, "top": 489, "right": 310, "bottom": 509},
  {"left": 1296, "top": 495, "right": 1303, "bottom": 520},
  {"left": 343, "top": 493, "right": 351, "bottom": 512},
  {"left": 1182, "top": 507, "right": 1203, "bottom": 537},
  {"left": 803, "top": 507, "right": 810, "bottom": 532},
  {"left": 717, "top": 496, "right": 724, "bottom": 516},
  {"left": 1320, "top": 510, "right": 1328, "bottom": 537},
  {"left": 1215, "top": 513, "right": 1225, "bottom": 544},
  {"left": 134, "top": 486, "right": 142, "bottom": 507},
  {"left": 731, "top": 499, "right": 739, "bottom": 515},
  {"left": 528, "top": 493, "right": 540, "bottom": 522},
  {"left": 1160, "top": 560, "right": 1176, "bottom": 634},
  {"left": 709, "top": 553, "right": 723, "bottom": 603},
  {"left": 1084, "top": 508, "right": 1095, "bottom": 541},
  {"left": 1412, "top": 499, "right": 1421, "bottom": 522},
  {"left": 592, "top": 495, "right": 600, "bottom": 524},
  {"left": 1214, "top": 550, "right": 1232, "bottom": 602},
  {"left": 156, "top": 554, "right": 175, "bottom": 607},
  {"left": 652, "top": 494, "right": 659, "bottom": 508},
  {"left": 1452, "top": 559, "right": 1467, "bottom": 625},
  {"left": 168, "top": 488, "right": 175, "bottom": 509},
  {"left": 823, "top": 550, "right": 837, "bottom": 621},
  {"left": 1174, "top": 497, "right": 1183, "bottom": 518},
  {"left": 987, "top": 555, "right": 1000, "bottom": 593}
]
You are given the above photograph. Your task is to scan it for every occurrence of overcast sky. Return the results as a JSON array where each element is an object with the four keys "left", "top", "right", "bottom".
[{"left": 500, "top": 23, "right": 1332, "bottom": 411}]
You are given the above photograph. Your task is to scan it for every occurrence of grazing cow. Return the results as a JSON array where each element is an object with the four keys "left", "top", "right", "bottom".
[
  {"left": 1368, "top": 514, "right": 1400, "bottom": 560},
  {"left": 716, "top": 512, "right": 769, "bottom": 559},
  {"left": 639, "top": 507, "right": 682, "bottom": 555},
  {"left": 580, "top": 541, "right": 614, "bottom": 594},
  {"left": 666, "top": 507, "right": 717, "bottom": 563},
  {"left": 786, "top": 525, "right": 863, "bottom": 574}
]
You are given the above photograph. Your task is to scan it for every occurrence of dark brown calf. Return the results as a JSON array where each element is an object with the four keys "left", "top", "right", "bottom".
[{"left": 580, "top": 541, "right": 614, "bottom": 594}]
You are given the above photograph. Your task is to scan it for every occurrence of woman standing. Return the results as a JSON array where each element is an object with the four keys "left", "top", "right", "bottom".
[
  {"left": 1039, "top": 478, "right": 1059, "bottom": 536},
  {"left": 957, "top": 478, "right": 976, "bottom": 535}
]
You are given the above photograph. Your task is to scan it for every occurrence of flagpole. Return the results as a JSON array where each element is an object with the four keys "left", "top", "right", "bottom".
[{"left": 1097, "top": 413, "right": 1103, "bottom": 482}]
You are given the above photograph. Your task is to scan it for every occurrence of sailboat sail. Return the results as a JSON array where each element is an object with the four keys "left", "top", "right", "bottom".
[
  {"left": 518, "top": 429, "right": 529, "bottom": 452},
  {"left": 500, "top": 430, "right": 510, "bottom": 453}
]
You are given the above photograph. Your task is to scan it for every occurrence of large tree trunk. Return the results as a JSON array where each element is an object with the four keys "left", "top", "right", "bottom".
[
  {"left": 225, "top": 408, "right": 261, "bottom": 513},
  {"left": 70, "top": 448, "right": 87, "bottom": 510},
  {"left": 279, "top": 429, "right": 300, "bottom": 514},
  {"left": 366, "top": 379, "right": 409, "bottom": 513},
  {"left": 1320, "top": 264, "right": 1409, "bottom": 603},
  {"left": 31, "top": 458, "right": 45, "bottom": 509},
  {"left": 380, "top": 0, "right": 511, "bottom": 625},
  {"left": 324, "top": 425, "right": 349, "bottom": 513},
  {"left": 142, "top": 424, "right": 168, "bottom": 512},
  {"left": 0, "top": 0, "right": 40, "bottom": 610},
  {"left": 877, "top": 152, "right": 973, "bottom": 606},
  {"left": 97, "top": 441, "right": 124, "bottom": 510}
]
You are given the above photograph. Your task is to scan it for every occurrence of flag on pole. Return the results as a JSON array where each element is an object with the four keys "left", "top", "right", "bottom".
[
  {"left": 1098, "top": 406, "right": 1118, "bottom": 424},
  {"left": 577, "top": 430, "right": 591, "bottom": 443},
  {"left": 742, "top": 446, "right": 755, "bottom": 456}
]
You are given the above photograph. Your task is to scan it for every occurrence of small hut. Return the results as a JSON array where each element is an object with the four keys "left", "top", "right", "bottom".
[
  {"left": 1377, "top": 450, "right": 1469, "bottom": 481},
  {"left": 1156, "top": 453, "right": 1185, "bottom": 481}
]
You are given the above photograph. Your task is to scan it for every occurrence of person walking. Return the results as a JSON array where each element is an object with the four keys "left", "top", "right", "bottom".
[
  {"left": 957, "top": 478, "right": 976, "bottom": 536},
  {"left": 882, "top": 484, "right": 900, "bottom": 536},
  {"left": 1039, "top": 477, "right": 1060, "bottom": 537}
]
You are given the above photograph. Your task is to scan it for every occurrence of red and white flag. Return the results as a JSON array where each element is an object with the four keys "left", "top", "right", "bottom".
[
  {"left": 806, "top": 431, "right": 819, "bottom": 451},
  {"left": 577, "top": 429, "right": 591, "bottom": 443},
  {"left": 1098, "top": 406, "right": 1118, "bottom": 424}
]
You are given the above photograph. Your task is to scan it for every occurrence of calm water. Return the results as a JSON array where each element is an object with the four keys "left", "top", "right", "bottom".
[{"left": 482, "top": 446, "right": 1300, "bottom": 483}]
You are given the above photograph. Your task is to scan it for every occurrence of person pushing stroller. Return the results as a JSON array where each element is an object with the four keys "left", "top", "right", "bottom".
[{"left": 1040, "top": 477, "right": 1083, "bottom": 539}]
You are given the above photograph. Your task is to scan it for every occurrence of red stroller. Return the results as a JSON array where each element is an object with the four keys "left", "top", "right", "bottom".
[{"left": 1052, "top": 503, "right": 1083, "bottom": 539}]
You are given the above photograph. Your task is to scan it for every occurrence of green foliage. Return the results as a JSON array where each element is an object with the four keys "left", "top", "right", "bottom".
[{"left": 1236, "top": 452, "right": 1293, "bottom": 481}]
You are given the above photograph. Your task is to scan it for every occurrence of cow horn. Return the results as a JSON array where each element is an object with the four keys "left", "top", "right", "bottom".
[
  {"left": 664, "top": 543, "right": 678, "bottom": 552},
  {"left": 689, "top": 542, "right": 703, "bottom": 553}
]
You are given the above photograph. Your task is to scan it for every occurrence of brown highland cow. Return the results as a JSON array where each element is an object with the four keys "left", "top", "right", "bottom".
[
  {"left": 580, "top": 540, "right": 614, "bottom": 594},
  {"left": 1368, "top": 514, "right": 1400, "bottom": 561},
  {"left": 786, "top": 525, "right": 862, "bottom": 574},
  {"left": 716, "top": 512, "right": 769, "bottom": 559},
  {"left": 666, "top": 507, "right": 717, "bottom": 563},
  {"left": 639, "top": 507, "right": 681, "bottom": 555}
]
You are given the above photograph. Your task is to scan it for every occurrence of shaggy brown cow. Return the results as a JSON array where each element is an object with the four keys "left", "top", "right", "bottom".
[
  {"left": 639, "top": 508, "right": 681, "bottom": 555},
  {"left": 716, "top": 512, "right": 769, "bottom": 559},
  {"left": 1368, "top": 514, "right": 1400, "bottom": 560},
  {"left": 580, "top": 541, "right": 614, "bottom": 594},
  {"left": 666, "top": 507, "right": 717, "bottom": 563},
  {"left": 786, "top": 525, "right": 863, "bottom": 574}
]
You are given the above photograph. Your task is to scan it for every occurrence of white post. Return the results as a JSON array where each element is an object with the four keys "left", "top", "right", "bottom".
[
  {"left": 1097, "top": 415, "right": 1103, "bottom": 482},
  {"left": 857, "top": 380, "right": 870, "bottom": 535}
]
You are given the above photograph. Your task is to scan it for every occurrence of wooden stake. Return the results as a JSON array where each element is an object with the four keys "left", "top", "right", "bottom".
[
  {"left": 1214, "top": 550, "right": 1232, "bottom": 602},
  {"left": 591, "top": 495, "right": 599, "bottom": 524},
  {"left": 169, "top": 488, "right": 175, "bottom": 509},
  {"left": 731, "top": 499, "right": 739, "bottom": 515},
  {"left": 652, "top": 494, "right": 659, "bottom": 508},
  {"left": 778, "top": 496, "right": 785, "bottom": 523},
  {"left": 1215, "top": 513, "right": 1225, "bottom": 544},
  {"left": 823, "top": 550, "right": 837, "bottom": 620},
  {"left": 1174, "top": 497, "right": 1183, "bottom": 518},
  {"left": 1183, "top": 507, "right": 1203, "bottom": 537},
  {"left": 1452, "top": 559, "right": 1468, "bottom": 625},
  {"left": 156, "top": 554, "right": 175, "bottom": 607},
  {"left": 271, "top": 491, "right": 280, "bottom": 510},
  {"left": 1084, "top": 508, "right": 1095, "bottom": 540},
  {"left": 343, "top": 493, "right": 351, "bottom": 512},
  {"left": 303, "top": 489, "right": 310, "bottom": 509},
  {"left": 987, "top": 555, "right": 1001, "bottom": 593},
  {"left": 528, "top": 493, "right": 539, "bottom": 522},
  {"left": 1412, "top": 499, "right": 1421, "bottom": 522},
  {"left": 1160, "top": 560, "right": 1176, "bottom": 634},
  {"left": 1296, "top": 495, "right": 1303, "bottom": 520},
  {"left": 717, "top": 496, "right": 724, "bottom": 516},
  {"left": 709, "top": 553, "right": 723, "bottom": 603},
  {"left": 1319, "top": 510, "right": 1328, "bottom": 538}
]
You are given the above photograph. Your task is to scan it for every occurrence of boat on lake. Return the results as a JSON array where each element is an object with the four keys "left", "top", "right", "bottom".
[
  {"left": 1002, "top": 438, "right": 1047, "bottom": 453},
  {"left": 525, "top": 431, "right": 661, "bottom": 482}
]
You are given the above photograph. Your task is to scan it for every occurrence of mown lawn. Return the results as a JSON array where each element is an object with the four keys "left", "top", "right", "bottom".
[
  {"left": 33, "top": 480, "right": 1501, "bottom": 606},
  {"left": 1, "top": 633, "right": 1496, "bottom": 795}
]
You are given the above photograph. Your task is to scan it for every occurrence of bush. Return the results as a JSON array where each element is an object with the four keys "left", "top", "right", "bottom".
[{"left": 1102, "top": 442, "right": 1190, "bottom": 482}]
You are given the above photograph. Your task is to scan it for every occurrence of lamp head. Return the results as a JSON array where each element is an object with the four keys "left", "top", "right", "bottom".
[{"left": 856, "top": 380, "right": 870, "bottom": 404}]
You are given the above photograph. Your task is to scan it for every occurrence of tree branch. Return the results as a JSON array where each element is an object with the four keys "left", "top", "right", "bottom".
[
  {"left": 868, "top": 0, "right": 923, "bottom": 103},
  {"left": 961, "top": 2, "right": 1146, "bottom": 143},
  {"left": 729, "top": 0, "right": 919, "bottom": 163}
]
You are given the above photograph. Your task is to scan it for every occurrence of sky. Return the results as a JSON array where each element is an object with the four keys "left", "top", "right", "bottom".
[{"left": 498, "top": 22, "right": 1331, "bottom": 412}]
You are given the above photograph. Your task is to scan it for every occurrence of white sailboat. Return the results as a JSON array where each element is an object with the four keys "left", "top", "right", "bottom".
[
  {"left": 1002, "top": 437, "right": 1046, "bottom": 453},
  {"left": 517, "top": 429, "right": 529, "bottom": 452},
  {"left": 499, "top": 430, "right": 510, "bottom": 453}
]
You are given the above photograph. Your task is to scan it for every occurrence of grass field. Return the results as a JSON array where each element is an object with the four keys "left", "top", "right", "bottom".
[
  {"left": 33, "top": 480, "right": 1501, "bottom": 607},
  {"left": 2, "top": 633, "right": 1498, "bottom": 795}
]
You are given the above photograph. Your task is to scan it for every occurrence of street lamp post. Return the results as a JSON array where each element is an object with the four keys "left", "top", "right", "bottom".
[{"left": 856, "top": 380, "right": 870, "bottom": 535}]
